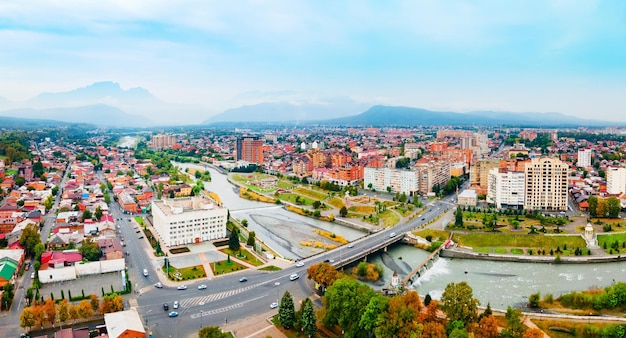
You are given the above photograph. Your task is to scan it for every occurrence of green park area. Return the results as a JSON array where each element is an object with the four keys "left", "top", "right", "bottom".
[
  {"left": 220, "top": 247, "right": 264, "bottom": 267},
  {"left": 211, "top": 259, "right": 247, "bottom": 275},
  {"left": 163, "top": 264, "right": 206, "bottom": 281}
]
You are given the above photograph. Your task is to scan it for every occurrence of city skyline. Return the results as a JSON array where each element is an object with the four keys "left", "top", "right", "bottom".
[{"left": 2, "top": 1, "right": 626, "bottom": 122}]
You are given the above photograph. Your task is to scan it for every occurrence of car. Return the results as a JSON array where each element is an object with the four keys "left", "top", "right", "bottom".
[
  {"left": 138, "top": 236, "right": 144, "bottom": 239},
  {"left": 135, "top": 230, "right": 140, "bottom": 233},
  {"left": 197, "top": 284, "right": 207, "bottom": 290},
  {"left": 173, "top": 301, "right": 179, "bottom": 309},
  {"left": 274, "top": 282, "right": 280, "bottom": 286},
  {"left": 347, "top": 243, "right": 354, "bottom": 248},
  {"left": 239, "top": 277, "right": 248, "bottom": 282},
  {"left": 289, "top": 273, "right": 299, "bottom": 281},
  {"left": 121, "top": 237, "right": 124, "bottom": 241},
  {"left": 270, "top": 302, "right": 279, "bottom": 309},
  {"left": 30, "top": 272, "right": 35, "bottom": 279},
  {"left": 177, "top": 285, "right": 187, "bottom": 290},
  {"left": 163, "top": 303, "right": 169, "bottom": 311},
  {"left": 154, "top": 282, "right": 163, "bottom": 288},
  {"left": 168, "top": 311, "right": 178, "bottom": 317},
  {"left": 390, "top": 232, "right": 396, "bottom": 238},
  {"left": 143, "top": 269, "right": 149, "bottom": 277},
  {"left": 323, "top": 259, "right": 330, "bottom": 263},
  {"left": 295, "top": 262, "right": 304, "bottom": 267}
]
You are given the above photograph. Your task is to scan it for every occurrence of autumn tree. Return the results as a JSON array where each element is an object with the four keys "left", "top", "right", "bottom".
[
  {"left": 43, "top": 298, "right": 56, "bottom": 324},
  {"left": 20, "top": 306, "right": 35, "bottom": 330},
  {"left": 596, "top": 198, "right": 608, "bottom": 218},
  {"left": 421, "top": 322, "right": 447, "bottom": 338},
  {"left": 68, "top": 303, "right": 79, "bottom": 324},
  {"left": 278, "top": 291, "right": 296, "bottom": 329},
  {"left": 422, "top": 300, "right": 441, "bottom": 324},
  {"left": 476, "top": 315, "right": 499, "bottom": 338},
  {"left": 78, "top": 299, "right": 94, "bottom": 319},
  {"left": 57, "top": 299, "right": 69, "bottom": 324},
  {"left": 301, "top": 298, "right": 317, "bottom": 338},
  {"left": 522, "top": 328, "right": 545, "bottom": 338},
  {"left": 374, "top": 291, "right": 423, "bottom": 338},
  {"left": 89, "top": 294, "right": 99, "bottom": 313},
  {"left": 307, "top": 262, "right": 343, "bottom": 291},
  {"left": 440, "top": 281, "right": 479, "bottom": 326},
  {"left": 323, "top": 278, "right": 376, "bottom": 338},
  {"left": 32, "top": 304, "right": 45, "bottom": 328}
]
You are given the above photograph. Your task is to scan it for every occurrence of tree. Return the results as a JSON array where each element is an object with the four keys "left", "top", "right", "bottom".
[
  {"left": 502, "top": 306, "right": 525, "bottom": 338},
  {"left": 1, "top": 283, "right": 15, "bottom": 310},
  {"left": 89, "top": 294, "right": 100, "bottom": 313},
  {"left": 440, "top": 281, "right": 479, "bottom": 325},
  {"left": 307, "top": 263, "right": 343, "bottom": 290},
  {"left": 588, "top": 195, "right": 598, "bottom": 217},
  {"left": 169, "top": 190, "right": 175, "bottom": 198},
  {"left": 301, "top": 297, "right": 317, "bottom": 338},
  {"left": 32, "top": 304, "right": 45, "bottom": 328},
  {"left": 359, "top": 294, "right": 388, "bottom": 335},
  {"left": 422, "top": 322, "right": 447, "bottom": 338},
  {"left": 78, "top": 299, "right": 94, "bottom": 319},
  {"left": 79, "top": 239, "right": 102, "bottom": 261},
  {"left": 323, "top": 278, "right": 376, "bottom": 338},
  {"left": 476, "top": 315, "right": 499, "bottom": 338},
  {"left": 455, "top": 206, "right": 464, "bottom": 227},
  {"left": 82, "top": 209, "right": 92, "bottom": 221},
  {"left": 19, "top": 223, "right": 41, "bottom": 257},
  {"left": 94, "top": 206, "right": 103, "bottom": 221},
  {"left": 340, "top": 206, "right": 348, "bottom": 217},
  {"left": 597, "top": 198, "right": 608, "bottom": 218},
  {"left": 607, "top": 197, "right": 621, "bottom": 218},
  {"left": 241, "top": 219, "right": 249, "bottom": 227},
  {"left": 68, "top": 303, "right": 79, "bottom": 324},
  {"left": 43, "top": 298, "right": 56, "bottom": 324},
  {"left": 246, "top": 231, "right": 256, "bottom": 247},
  {"left": 57, "top": 299, "right": 69, "bottom": 324},
  {"left": 279, "top": 291, "right": 296, "bottom": 329},
  {"left": 523, "top": 328, "right": 545, "bottom": 338},
  {"left": 198, "top": 326, "right": 229, "bottom": 338},
  {"left": 15, "top": 176, "right": 26, "bottom": 187},
  {"left": 228, "top": 227, "right": 240, "bottom": 251},
  {"left": 374, "top": 291, "right": 422, "bottom": 338},
  {"left": 528, "top": 292, "right": 540, "bottom": 308},
  {"left": 20, "top": 306, "right": 35, "bottom": 329}
]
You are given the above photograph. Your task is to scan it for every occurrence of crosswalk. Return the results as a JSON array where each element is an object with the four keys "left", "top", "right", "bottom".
[
  {"left": 189, "top": 294, "right": 266, "bottom": 319},
  {"left": 180, "top": 284, "right": 260, "bottom": 308}
]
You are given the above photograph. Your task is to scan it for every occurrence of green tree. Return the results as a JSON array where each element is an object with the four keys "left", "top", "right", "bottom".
[
  {"left": 323, "top": 278, "right": 376, "bottom": 338},
  {"left": 246, "top": 231, "right": 255, "bottom": 247},
  {"left": 607, "top": 197, "right": 621, "bottom": 218},
  {"left": 228, "top": 228, "right": 240, "bottom": 251},
  {"left": 15, "top": 176, "right": 26, "bottom": 187},
  {"left": 340, "top": 206, "right": 348, "bottom": 217},
  {"left": 455, "top": 206, "right": 464, "bottom": 227},
  {"left": 301, "top": 297, "right": 317, "bottom": 338},
  {"left": 198, "top": 326, "right": 229, "bottom": 338},
  {"left": 358, "top": 293, "right": 388, "bottom": 336},
  {"left": 529, "top": 292, "right": 540, "bottom": 308},
  {"left": 440, "top": 281, "right": 479, "bottom": 325},
  {"left": 588, "top": 195, "right": 598, "bottom": 217},
  {"left": 82, "top": 209, "right": 92, "bottom": 221},
  {"left": 1, "top": 283, "right": 15, "bottom": 310},
  {"left": 79, "top": 239, "right": 102, "bottom": 261},
  {"left": 94, "top": 206, "right": 103, "bottom": 221},
  {"left": 279, "top": 291, "right": 295, "bottom": 329},
  {"left": 241, "top": 219, "right": 248, "bottom": 227},
  {"left": 501, "top": 306, "right": 525, "bottom": 338},
  {"left": 19, "top": 223, "right": 41, "bottom": 257}
]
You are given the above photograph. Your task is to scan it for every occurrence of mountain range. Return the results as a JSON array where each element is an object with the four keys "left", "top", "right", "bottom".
[{"left": 0, "top": 82, "right": 622, "bottom": 128}]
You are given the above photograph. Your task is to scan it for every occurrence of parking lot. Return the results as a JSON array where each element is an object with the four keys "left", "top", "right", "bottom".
[{"left": 41, "top": 272, "right": 125, "bottom": 300}]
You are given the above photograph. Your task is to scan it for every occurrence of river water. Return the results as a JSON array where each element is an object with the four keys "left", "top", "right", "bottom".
[{"left": 173, "top": 162, "right": 626, "bottom": 310}]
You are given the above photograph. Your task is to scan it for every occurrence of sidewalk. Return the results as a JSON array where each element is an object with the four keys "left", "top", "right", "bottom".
[{"left": 220, "top": 312, "right": 286, "bottom": 338}]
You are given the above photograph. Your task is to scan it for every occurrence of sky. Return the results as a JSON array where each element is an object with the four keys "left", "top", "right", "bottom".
[{"left": 1, "top": 0, "right": 626, "bottom": 122}]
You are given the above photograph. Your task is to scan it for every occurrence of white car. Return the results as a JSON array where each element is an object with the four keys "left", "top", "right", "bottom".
[
  {"left": 177, "top": 285, "right": 187, "bottom": 290},
  {"left": 295, "top": 262, "right": 304, "bottom": 267},
  {"left": 173, "top": 301, "right": 179, "bottom": 309},
  {"left": 30, "top": 272, "right": 35, "bottom": 279},
  {"left": 347, "top": 243, "right": 354, "bottom": 248},
  {"left": 270, "top": 302, "right": 279, "bottom": 309},
  {"left": 289, "top": 273, "right": 299, "bottom": 281},
  {"left": 390, "top": 232, "right": 396, "bottom": 238},
  {"left": 154, "top": 282, "right": 163, "bottom": 288},
  {"left": 197, "top": 284, "right": 207, "bottom": 290}
]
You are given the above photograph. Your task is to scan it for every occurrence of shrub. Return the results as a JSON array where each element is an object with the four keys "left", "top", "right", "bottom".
[{"left": 529, "top": 292, "right": 541, "bottom": 308}]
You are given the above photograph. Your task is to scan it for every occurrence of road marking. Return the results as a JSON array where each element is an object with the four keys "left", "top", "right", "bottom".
[
  {"left": 180, "top": 284, "right": 260, "bottom": 308},
  {"left": 189, "top": 295, "right": 265, "bottom": 319}
]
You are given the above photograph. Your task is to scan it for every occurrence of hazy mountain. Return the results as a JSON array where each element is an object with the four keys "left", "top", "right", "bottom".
[
  {"left": 0, "top": 104, "right": 146, "bottom": 127},
  {"left": 0, "top": 115, "right": 81, "bottom": 129},
  {"left": 325, "top": 105, "right": 623, "bottom": 127},
  {"left": 0, "top": 81, "right": 210, "bottom": 126},
  {"left": 203, "top": 99, "right": 369, "bottom": 124}
]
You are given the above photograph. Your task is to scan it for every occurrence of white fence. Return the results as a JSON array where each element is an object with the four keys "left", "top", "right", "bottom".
[{"left": 40, "top": 259, "right": 126, "bottom": 284}]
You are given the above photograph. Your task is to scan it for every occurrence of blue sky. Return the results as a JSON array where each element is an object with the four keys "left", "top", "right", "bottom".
[{"left": 1, "top": 0, "right": 626, "bottom": 121}]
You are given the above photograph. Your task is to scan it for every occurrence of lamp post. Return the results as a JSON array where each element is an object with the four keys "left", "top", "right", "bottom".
[
  {"left": 144, "top": 309, "right": 152, "bottom": 327},
  {"left": 200, "top": 310, "right": 204, "bottom": 329}
]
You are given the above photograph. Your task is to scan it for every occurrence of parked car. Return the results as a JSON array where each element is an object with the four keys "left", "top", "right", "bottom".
[
  {"left": 30, "top": 272, "right": 35, "bottom": 279},
  {"left": 154, "top": 282, "right": 163, "bottom": 288},
  {"left": 270, "top": 302, "right": 278, "bottom": 309},
  {"left": 197, "top": 284, "right": 207, "bottom": 290},
  {"left": 168, "top": 311, "right": 178, "bottom": 317},
  {"left": 177, "top": 285, "right": 187, "bottom": 290}
]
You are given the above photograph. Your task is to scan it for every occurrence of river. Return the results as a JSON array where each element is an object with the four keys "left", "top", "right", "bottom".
[{"left": 173, "top": 162, "right": 626, "bottom": 310}]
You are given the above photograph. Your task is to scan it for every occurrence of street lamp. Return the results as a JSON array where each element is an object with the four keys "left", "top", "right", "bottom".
[
  {"left": 200, "top": 310, "right": 204, "bottom": 329},
  {"left": 144, "top": 309, "right": 152, "bottom": 326}
]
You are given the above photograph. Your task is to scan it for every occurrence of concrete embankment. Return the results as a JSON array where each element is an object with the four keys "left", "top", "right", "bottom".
[{"left": 441, "top": 247, "right": 626, "bottom": 264}]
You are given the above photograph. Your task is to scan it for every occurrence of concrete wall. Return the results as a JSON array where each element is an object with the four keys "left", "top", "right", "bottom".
[
  {"left": 441, "top": 248, "right": 626, "bottom": 264},
  {"left": 39, "top": 267, "right": 77, "bottom": 284},
  {"left": 40, "top": 259, "right": 125, "bottom": 283}
]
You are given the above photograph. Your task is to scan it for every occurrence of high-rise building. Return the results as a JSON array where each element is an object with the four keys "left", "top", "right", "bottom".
[
  {"left": 152, "top": 196, "right": 228, "bottom": 247},
  {"left": 524, "top": 158, "right": 569, "bottom": 211},
  {"left": 577, "top": 148, "right": 592, "bottom": 167},
  {"left": 236, "top": 136, "right": 264, "bottom": 164},
  {"left": 415, "top": 161, "right": 451, "bottom": 195},
  {"left": 487, "top": 167, "right": 525, "bottom": 209},
  {"left": 470, "top": 159, "right": 499, "bottom": 194},
  {"left": 606, "top": 167, "right": 626, "bottom": 195},
  {"left": 150, "top": 134, "right": 177, "bottom": 149},
  {"left": 364, "top": 167, "right": 419, "bottom": 195}
]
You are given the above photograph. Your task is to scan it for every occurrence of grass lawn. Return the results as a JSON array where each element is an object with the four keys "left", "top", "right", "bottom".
[
  {"left": 533, "top": 319, "right": 621, "bottom": 338},
  {"left": 135, "top": 216, "right": 145, "bottom": 226},
  {"left": 510, "top": 248, "right": 524, "bottom": 254},
  {"left": 220, "top": 247, "right": 264, "bottom": 267},
  {"left": 207, "top": 191, "right": 222, "bottom": 204},
  {"left": 379, "top": 210, "right": 400, "bottom": 227},
  {"left": 294, "top": 187, "right": 327, "bottom": 200},
  {"left": 279, "top": 193, "right": 316, "bottom": 206},
  {"left": 395, "top": 205, "right": 416, "bottom": 217},
  {"left": 327, "top": 197, "right": 345, "bottom": 209},
  {"left": 163, "top": 264, "right": 206, "bottom": 281},
  {"left": 493, "top": 248, "right": 507, "bottom": 254},
  {"left": 349, "top": 205, "right": 376, "bottom": 214},
  {"left": 211, "top": 259, "right": 247, "bottom": 275},
  {"left": 276, "top": 181, "right": 293, "bottom": 190},
  {"left": 414, "top": 229, "right": 450, "bottom": 241},
  {"left": 473, "top": 248, "right": 491, "bottom": 253},
  {"left": 598, "top": 233, "right": 626, "bottom": 254},
  {"left": 259, "top": 265, "right": 282, "bottom": 271},
  {"left": 452, "top": 233, "right": 586, "bottom": 249}
]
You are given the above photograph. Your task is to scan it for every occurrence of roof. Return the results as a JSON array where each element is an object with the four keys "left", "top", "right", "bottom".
[
  {"left": 104, "top": 309, "right": 145, "bottom": 338},
  {"left": 0, "top": 258, "right": 18, "bottom": 281}
]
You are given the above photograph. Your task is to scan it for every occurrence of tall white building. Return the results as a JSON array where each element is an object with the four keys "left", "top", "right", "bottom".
[
  {"left": 364, "top": 167, "right": 419, "bottom": 195},
  {"left": 606, "top": 167, "right": 626, "bottom": 195},
  {"left": 487, "top": 168, "right": 525, "bottom": 209},
  {"left": 524, "top": 157, "right": 569, "bottom": 211},
  {"left": 152, "top": 196, "right": 228, "bottom": 247},
  {"left": 578, "top": 148, "right": 592, "bottom": 167}
]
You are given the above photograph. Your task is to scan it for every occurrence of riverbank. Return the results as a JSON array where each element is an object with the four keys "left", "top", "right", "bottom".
[{"left": 441, "top": 246, "right": 626, "bottom": 264}]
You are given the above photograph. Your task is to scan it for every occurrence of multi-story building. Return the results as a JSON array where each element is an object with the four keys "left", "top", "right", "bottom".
[
  {"left": 487, "top": 167, "right": 525, "bottom": 209},
  {"left": 577, "top": 148, "right": 592, "bottom": 168},
  {"left": 236, "top": 136, "right": 264, "bottom": 164},
  {"left": 149, "top": 134, "right": 177, "bottom": 149},
  {"left": 524, "top": 157, "right": 569, "bottom": 211},
  {"left": 606, "top": 167, "right": 626, "bottom": 195},
  {"left": 470, "top": 159, "right": 499, "bottom": 195},
  {"left": 415, "top": 161, "right": 451, "bottom": 195},
  {"left": 151, "top": 196, "right": 228, "bottom": 247},
  {"left": 363, "top": 167, "right": 419, "bottom": 195}
]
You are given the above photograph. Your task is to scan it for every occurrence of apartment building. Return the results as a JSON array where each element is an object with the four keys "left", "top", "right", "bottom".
[
  {"left": 606, "top": 167, "right": 626, "bottom": 195},
  {"left": 149, "top": 134, "right": 177, "bottom": 149},
  {"left": 415, "top": 161, "right": 451, "bottom": 195},
  {"left": 577, "top": 148, "right": 592, "bottom": 168},
  {"left": 364, "top": 167, "right": 419, "bottom": 195},
  {"left": 236, "top": 136, "right": 264, "bottom": 164},
  {"left": 487, "top": 167, "right": 525, "bottom": 209},
  {"left": 470, "top": 159, "right": 499, "bottom": 195},
  {"left": 524, "top": 157, "right": 569, "bottom": 211},
  {"left": 151, "top": 196, "right": 228, "bottom": 247}
]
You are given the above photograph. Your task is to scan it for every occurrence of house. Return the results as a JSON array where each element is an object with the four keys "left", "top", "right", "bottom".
[
  {"left": 40, "top": 250, "right": 83, "bottom": 269},
  {"left": 98, "top": 238, "right": 124, "bottom": 260},
  {"left": 54, "top": 327, "right": 90, "bottom": 338},
  {"left": 6, "top": 219, "right": 37, "bottom": 246},
  {"left": 104, "top": 309, "right": 145, "bottom": 338},
  {"left": 0, "top": 249, "right": 25, "bottom": 287}
]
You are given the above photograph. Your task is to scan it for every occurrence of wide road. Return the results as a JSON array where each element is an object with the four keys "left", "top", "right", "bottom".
[{"left": 135, "top": 193, "right": 458, "bottom": 337}]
